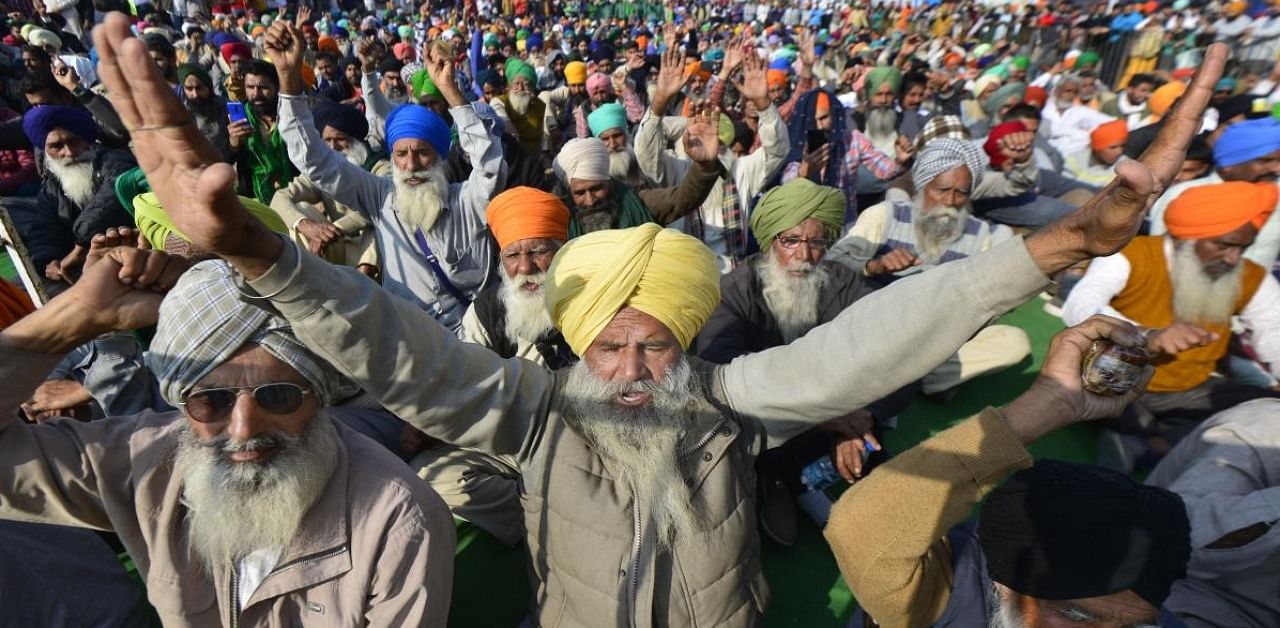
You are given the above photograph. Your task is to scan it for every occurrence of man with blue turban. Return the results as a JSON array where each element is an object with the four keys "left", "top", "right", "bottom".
[
  {"left": 267, "top": 21, "right": 504, "bottom": 333},
  {"left": 22, "top": 104, "right": 137, "bottom": 283},
  {"left": 1147, "top": 117, "right": 1280, "bottom": 269}
]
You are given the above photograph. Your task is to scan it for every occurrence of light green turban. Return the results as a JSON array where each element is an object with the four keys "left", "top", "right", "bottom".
[
  {"left": 1011, "top": 55, "right": 1030, "bottom": 71},
  {"left": 587, "top": 102, "right": 627, "bottom": 136},
  {"left": 410, "top": 69, "right": 443, "bottom": 100},
  {"left": 505, "top": 58, "right": 538, "bottom": 88},
  {"left": 864, "top": 66, "right": 903, "bottom": 99},
  {"left": 749, "top": 179, "right": 847, "bottom": 249},
  {"left": 983, "top": 81, "right": 1026, "bottom": 118}
]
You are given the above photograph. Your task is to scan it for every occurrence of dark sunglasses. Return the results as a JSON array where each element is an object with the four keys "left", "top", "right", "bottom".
[{"left": 179, "top": 383, "right": 311, "bottom": 423}]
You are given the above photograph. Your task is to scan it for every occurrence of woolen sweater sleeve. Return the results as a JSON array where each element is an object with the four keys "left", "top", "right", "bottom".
[{"left": 824, "top": 408, "right": 1033, "bottom": 628}]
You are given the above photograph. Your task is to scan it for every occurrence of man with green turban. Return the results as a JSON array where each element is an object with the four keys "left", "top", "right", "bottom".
[
  {"left": 1010, "top": 55, "right": 1030, "bottom": 83},
  {"left": 861, "top": 65, "right": 905, "bottom": 148},
  {"left": 1074, "top": 50, "right": 1102, "bottom": 71},
  {"left": 492, "top": 58, "right": 549, "bottom": 156},
  {"left": 697, "top": 177, "right": 914, "bottom": 545}
]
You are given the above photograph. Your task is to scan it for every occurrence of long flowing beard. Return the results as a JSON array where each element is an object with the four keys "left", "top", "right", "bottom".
[
  {"left": 913, "top": 198, "right": 969, "bottom": 264},
  {"left": 608, "top": 146, "right": 642, "bottom": 186},
  {"left": 175, "top": 413, "right": 340, "bottom": 574},
  {"left": 393, "top": 163, "right": 449, "bottom": 232},
  {"left": 508, "top": 91, "right": 532, "bottom": 116},
  {"left": 45, "top": 155, "right": 96, "bottom": 208},
  {"left": 758, "top": 250, "right": 829, "bottom": 343},
  {"left": 499, "top": 272, "right": 554, "bottom": 342},
  {"left": 341, "top": 141, "right": 371, "bottom": 167},
  {"left": 865, "top": 106, "right": 899, "bottom": 151},
  {"left": 1171, "top": 241, "right": 1242, "bottom": 327},
  {"left": 562, "top": 359, "right": 706, "bottom": 549}
]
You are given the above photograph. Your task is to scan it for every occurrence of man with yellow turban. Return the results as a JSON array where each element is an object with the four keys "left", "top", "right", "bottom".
[
  {"left": 1064, "top": 180, "right": 1280, "bottom": 472},
  {"left": 87, "top": 14, "right": 1232, "bottom": 624},
  {"left": 697, "top": 179, "right": 915, "bottom": 545}
]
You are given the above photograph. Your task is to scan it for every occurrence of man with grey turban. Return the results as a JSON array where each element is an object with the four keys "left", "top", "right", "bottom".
[
  {"left": 828, "top": 138, "right": 1030, "bottom": 398},
  {"left": 0, "top": 245, "right": 455, "bottom": 626}
]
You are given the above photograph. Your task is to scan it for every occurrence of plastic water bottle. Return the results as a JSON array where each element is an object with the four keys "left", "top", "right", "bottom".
[{"left": 800, "top": 456, "right": 844, "bottom": 492}]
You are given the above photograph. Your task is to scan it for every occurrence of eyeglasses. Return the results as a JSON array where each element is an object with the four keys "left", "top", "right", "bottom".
[
  {"left": 776, "top": 236, "right": 830, "bottom": 251},
  {"left": 178, "top": 383, "right": 312, "bottom": 423}
]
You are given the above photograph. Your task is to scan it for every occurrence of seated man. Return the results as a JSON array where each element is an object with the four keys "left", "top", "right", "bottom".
[
  {"left": 1146, "top": 399, "right": 1280, "bottom": 628},
  {"left": 697, "top": 179, "right": 913, "bottom": 544},
  {"left": 22, "top": 104, "right": 136, "bottom": 282},
  {"left": 489, "top": 58, "right": 548, "bottom": 158},
  {"left": 590, "top": 102, "right": 653, "bottom": 189},
  {"left": 1064, "top": 119, "right": 1128, "bottom": 187},
  {"left": 1041, "top": 74, "right": 1118, "bottom": 158},
  {"left": 553, "top": 132, "right": 724, "bottom": 236},
  {"left": 89, "top": 14, "right": 1223, "bottom": 624},
  {"left": 271, "top": 100, "right": 385, "bottom": 279},
  {"left": 272, "top": 23, "right": 503, "bottom": 332},
  {"left": 0, "top": 249, "right": 455, "bottom": 624},
  {"left": 1063, "top": 182, "right": 1280, "bottom": 471},
  {"left": 826, "top": 317, "right": 1192, "bottom": 627}
]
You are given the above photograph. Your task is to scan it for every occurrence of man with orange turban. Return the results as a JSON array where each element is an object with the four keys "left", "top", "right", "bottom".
[
  {"left": 1065, "top": 119, "right": 1129, "bottom": 186},
  {"left": 1064, "top": 180, "right": 1280, "bottom": 472},
  {"left": 411, "top": 186, "right": 577, "bottom": 546}
]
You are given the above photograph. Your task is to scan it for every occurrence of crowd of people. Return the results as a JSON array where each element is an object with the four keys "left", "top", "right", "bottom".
[{"left": 0, "top": 0, "right": 1278, "bottom": 626}]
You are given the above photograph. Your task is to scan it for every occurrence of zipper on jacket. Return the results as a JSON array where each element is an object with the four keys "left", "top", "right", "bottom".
[
  {"left": 229, "top": 568, "right": 240, "bottom": 628},
  {"left": 629, "top": 480, "right": 642, "bottom": 628},
  {"left": 267, "top": 545, "right": 346, "bottom": 577}
]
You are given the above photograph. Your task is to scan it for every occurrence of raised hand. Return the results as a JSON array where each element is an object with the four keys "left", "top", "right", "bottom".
[
  {"left": 92, "top": 12, "right": 280, "bottom": 278},
  {"left": 1025, "top": 42, "right": 1228, "bottom": 276},
  {"left": 720, "top": 36, "right": 745, "bottom": 80},
  {"left": 52, "top": 58, "right": 81, "bottom": 93},
  {"left": 263, "top": 20, "right": 306, "bottom": 95},
  {"left": 294, "top": 5, "right": 312, "bottom": 29},
  {"left": 797, "top": 30, "right": 817, "bottom": 68},
  {"left": 424, "top": 40, "right": 465, "bottom": 106},
  {"left": 652, "top": 42, "right": 687, "bottom": 114},
  {"left": 356, "top": 39, "right": 377, "bottom": 73},
  {"left": 733, "top": 46, "right": 769, "bottom": 111},
  {"left": 683, "top": 105, "right": 722, "bottom": 164}
]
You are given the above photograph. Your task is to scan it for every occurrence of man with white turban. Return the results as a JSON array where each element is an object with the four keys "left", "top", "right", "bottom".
[
  {"left": 829, "top": 138, "right": 1030, "bottom": 399},
  {"left": 88, "top": 13, "right": 1227, "bottom": 626},
  {"left": 0, "top": 246, "right": 455, "bottom": 625}
]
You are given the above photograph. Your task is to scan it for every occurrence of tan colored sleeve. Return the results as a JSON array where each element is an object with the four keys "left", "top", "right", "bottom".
[{"left": 823, "top": 408, "right": 1033, "bottom": 628}]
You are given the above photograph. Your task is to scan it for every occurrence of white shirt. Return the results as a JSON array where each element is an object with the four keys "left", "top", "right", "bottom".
[
  {"left": 1041, "top": 100, "right": 1117, "bottom": 158},
  {"left": 1062, "top": 236, "right": 1280, "bottom": 376},
  {"left": 237, "top": 547, "right": 283, "bottom": 607}
]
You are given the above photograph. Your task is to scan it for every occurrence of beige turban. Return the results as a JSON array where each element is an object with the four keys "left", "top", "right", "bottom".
[
  {"left": 545, "top": 224, "right": 720, "bottom": 355},
  {"left": 26, "top": 28, "right": 62, "bottom": 51},
  {"left": 553, "top": 137, "right": 610, "bottom": 186}
]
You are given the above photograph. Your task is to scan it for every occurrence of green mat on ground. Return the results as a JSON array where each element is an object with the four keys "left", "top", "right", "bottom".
[{"left": 448, "top": 299, "right": 1080, "bottom": 627}]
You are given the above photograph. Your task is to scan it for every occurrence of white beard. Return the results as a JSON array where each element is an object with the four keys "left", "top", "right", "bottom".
[
  {"left": 1171, "top": 241, "right": 1242, "bottom": 327},
  {"left": 508, "top": 91, "right": 533, "bottom": 116},
  {"left": 393, "top": 162, "right": 450, "bottom": 232},
  {"left": 1055, "top": 98, "right": 1075, "bottom": 112},
  {"left": 46, "top": 154, "right": 96, "bottom": 208},
  {"left": 608, "top": 146, "right": 641, "bottom": 184},
  {"left": 499, "top": 271, "right": 554, "bottom": 342},
  {"left": 341, "top": 141, "right": 371, "bottom": 167},
  {"left": 987, "top": 583, "right": 1028, "bottom": 628},
  {"left": 913, "top": 197, "right": 970, "bottom": 264},
  {"left": 175, "top": 412, "right": 340, "bottom": 574},
  {"left": 757, "top": 249, "right": 829, "bottom": 343},
  {"left": 562, "top": 358, "right": 707, "bottom": 549},
  {"left": 865, "top": 106, "right": 899, "bottom": 152}
]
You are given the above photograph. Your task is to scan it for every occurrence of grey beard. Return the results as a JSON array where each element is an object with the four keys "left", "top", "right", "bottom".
[
  {"left": 45, "top": 154, "right": 96, "bottom": 208},
  {"left": 499, "top": 271, "right": 554, "bottom": 343},
  {"left": 913, "top": 198, "right": 969, "bottom": 264},
  {"left": 865, "top": 106, "right": 899, "bottom": 148},
  {"left": 385, "top": 86, "right": 409, "bottom": 105},
  {"left": 561, "top": 358, "right": 707, "bottom": 549},
  {"left": 987, "top": 583, "right": 1028, "bottom": 628},
  {"left": 758, "top": 250, "right": 829, "bottom": 343},
  {"left": 508, "top": 91, "right": 533, "bottom": 116},
  {"left": 608, "top": 146, "right": 644, "bottom": 187},
  {"left": 393, "top": 162, "right": 450, "bottom": 232},
  {"left": 175, "top": 412, "right": 340, "bottom": 574},
  {"left": 1171, "top": 241, "right": 1242, "bottom": 326},
  {"left": 1055, "top": 98, "right": 1074, "bottom": 111},
  {"left": 341, "top": 141, "right": 371, "bottom": 168}
]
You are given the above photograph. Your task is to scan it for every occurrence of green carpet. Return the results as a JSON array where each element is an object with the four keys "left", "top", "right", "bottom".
[{"left": 448, "top": 299, "right": 1082, "bottom": 627}]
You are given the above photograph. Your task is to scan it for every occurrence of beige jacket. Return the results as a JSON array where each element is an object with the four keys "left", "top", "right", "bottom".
[
  {"left": 244, "top": 235, "right": 1051, "bottom": 626},
  {"left": 0, "top": 402, "right": 456, "bottom": 627},
  {"left": 269, "top": 162, "right": 390, "bottom": 270}
]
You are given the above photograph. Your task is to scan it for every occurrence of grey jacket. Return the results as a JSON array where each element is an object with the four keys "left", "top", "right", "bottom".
[{"left": 244, "top": 234, "right": 1052, "bottom": 626}]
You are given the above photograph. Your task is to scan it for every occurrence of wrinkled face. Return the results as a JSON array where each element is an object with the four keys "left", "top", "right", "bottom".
[
  {"left": 509, "top": 75, "right": 534, "bottom": 95},
  {"left": 588, "top": 83, "right": 613, "bottom": 106},
  {"left": 569, "top": 177, "right": 611, "bottom": 210},
  {"left": 870, "top": 81, "right": 895, "bottom": 108},
  {"left": 500, "top": 237, "right": 560, "bottom": 281},
  {"left": 922, "top": 166, "right": 972, "bottom": 211},
  {"left": 244, "top": 72, "right": 278, "bottom": 110},
  {"left": 1127, "top": 81, "right": 1153, "bottom": 104},
  {"left": 1094, "top": 141, "right": 1125, "bottom": 166},
  {"left": 1005, "top": 588, "right": 1161, "bottom": 628},
  {"left": 1055, "top": 80, "right": 1080, "bottom": 104},
  {"left": 150, "top": 49, "right": 175, "bottom": 78},
  {"left": 183, "top": 74, "right": 211, "bottom": 104},
  {"left": 901, "top": 83, "right": 925, "bottom": 109},
  {"left": 600, "top": 127, "right": 627, "bottom": 153},
  {"left": 382, "top": 71, "right": 405, "bottom": 93},
  {"left": 1194, "top": 222, "right": 1258, "bottom": 278},
  {"left": 583, "top": 307, "right": 683, "bottom": 404},
  {"left": 391, "top": 138, "right": 439, "bottom": 177},
  {"left": 183, "top": 346, "right": 319, "bottom": 449},
  {"left": 43, "top": 127, "right": 89, "bottom": 161},
  {"left": 321, "top": 126, "right": 356, "bottom": 153},
  {"left": 689, "top": 74, "right": 707, "bottom": 94},
  {"left": 314, "top": 57, "right": 336, "bottom": 80},
  {"left": 769, "top": 218, "right": 830, "bottom": 273}
]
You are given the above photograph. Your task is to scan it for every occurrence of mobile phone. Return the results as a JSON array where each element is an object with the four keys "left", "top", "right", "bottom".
[
  {"left": 227, "top": 101, "right": 248, "bottom": 124},
  {"left": 806, "top": 128, "right": 828, "bottom": 151}
]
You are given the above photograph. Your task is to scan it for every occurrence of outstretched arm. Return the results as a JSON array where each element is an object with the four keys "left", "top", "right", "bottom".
[{"left": 717, "top": 41, "right": 1228, "bottom": 442}]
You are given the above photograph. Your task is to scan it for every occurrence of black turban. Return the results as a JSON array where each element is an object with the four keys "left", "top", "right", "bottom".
[
  {"left": 979, "top": 460, "right": 1190, "bottom": 609},
  {"left": 312, "top": 99, "right": 369, "bottom": 142},
  {"left": 376, "top": 58, "right": 403, "bottom": 75}
]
